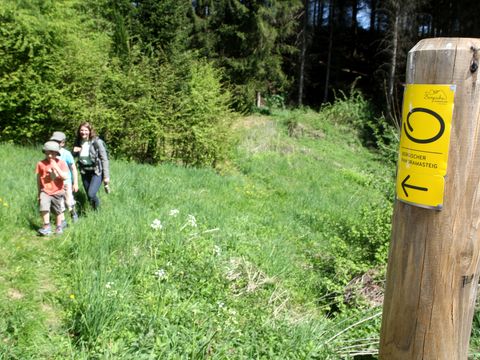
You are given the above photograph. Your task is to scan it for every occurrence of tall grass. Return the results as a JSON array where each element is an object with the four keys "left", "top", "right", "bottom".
[{"left": 1, "top": 101, "right": 401, "bottom": 358}]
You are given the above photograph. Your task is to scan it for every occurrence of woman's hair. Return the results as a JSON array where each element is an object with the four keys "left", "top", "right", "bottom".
[{"left": 75, "top": 122, "right": 97, "bottom": 144}]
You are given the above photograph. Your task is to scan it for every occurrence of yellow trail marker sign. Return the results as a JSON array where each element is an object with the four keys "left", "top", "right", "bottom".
[{"left": 396, "top": 84, "right": 456, "bottom": 209}]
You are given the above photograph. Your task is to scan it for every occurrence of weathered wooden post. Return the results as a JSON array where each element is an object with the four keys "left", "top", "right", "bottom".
[{"left": 380, "top": 38, "right": 480, "bottom": 359}]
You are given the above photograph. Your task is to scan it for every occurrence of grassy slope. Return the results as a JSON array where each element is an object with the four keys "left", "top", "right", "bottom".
[{"left": 0, "top": 109, "right": 395, "bottom": 358}]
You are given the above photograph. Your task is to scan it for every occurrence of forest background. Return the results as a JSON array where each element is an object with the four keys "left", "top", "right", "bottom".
[{"left": 2, "top": 0, "right": 479, "bottom": 164}]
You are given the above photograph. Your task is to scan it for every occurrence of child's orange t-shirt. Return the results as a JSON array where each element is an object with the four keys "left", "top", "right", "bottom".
[{"left": 36, "top": 158, "right": 68, "bottom": 195}]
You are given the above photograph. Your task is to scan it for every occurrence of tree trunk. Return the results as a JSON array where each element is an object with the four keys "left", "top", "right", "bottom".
[
  {"left": 319, "top": 0, "right": 325, "bottom": 28},
  {"left": 298, "top": 0, "right": 309, "bottom": 106},
  {"left": 351, "top": 0, "right": 358, "bottom": 57},
  {"left": 323, "top": 0, "right": 334, "bottom": 103},
  {"left": 387, "top": 9, "right": 399, "bottom": 121},
  {"left": 370, "top": 0, "right": 376, "bottom": 32}
]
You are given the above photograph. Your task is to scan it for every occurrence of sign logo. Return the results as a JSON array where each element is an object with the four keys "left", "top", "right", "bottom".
[
  {"left": 424, "top": 89, "right": 448, "bottom": 104},
  {"left": 396, "top": 84, "right": 456, "bottom": 209},
  {"left": 404, "top": 108, "right": 445, "bottom": 144}
]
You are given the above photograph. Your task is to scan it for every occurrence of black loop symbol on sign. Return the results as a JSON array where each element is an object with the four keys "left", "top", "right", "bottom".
[{"left": 404, "top": 107, "right": 445, "bottom": 144}]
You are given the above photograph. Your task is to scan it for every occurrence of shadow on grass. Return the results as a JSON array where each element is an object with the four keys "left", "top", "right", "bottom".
[{"left": 74, "top": 190, "right": 89, "bottom": 217}]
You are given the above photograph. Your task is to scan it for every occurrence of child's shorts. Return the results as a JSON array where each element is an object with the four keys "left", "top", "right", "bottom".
[{"left": 39, "top": 191, "right": 65, "bottom": 215}]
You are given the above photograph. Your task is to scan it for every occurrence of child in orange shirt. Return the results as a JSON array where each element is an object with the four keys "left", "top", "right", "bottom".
[{"left": 36, "top": 141, "right": 69, "bottom": 235}]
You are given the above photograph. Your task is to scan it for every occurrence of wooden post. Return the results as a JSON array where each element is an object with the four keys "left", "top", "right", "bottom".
[{"left": 380, "top": 38, "right": 480, "bottom": 359}]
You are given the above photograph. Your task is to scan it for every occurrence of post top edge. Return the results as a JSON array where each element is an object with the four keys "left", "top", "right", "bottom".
[{"left": 410, "top": 37, "right": 480, "bottom": 53}]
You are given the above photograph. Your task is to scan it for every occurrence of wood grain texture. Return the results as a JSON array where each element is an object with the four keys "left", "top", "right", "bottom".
[{"left": 380, "top": 38, "right": 480, "bottom": 360}]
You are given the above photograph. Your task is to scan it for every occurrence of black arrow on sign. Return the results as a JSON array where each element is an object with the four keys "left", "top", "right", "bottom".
[{"left": 401, "top": 175, "right": 428, "bottom": 197}]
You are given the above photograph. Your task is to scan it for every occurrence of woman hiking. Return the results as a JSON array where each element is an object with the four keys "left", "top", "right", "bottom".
[{"left": 73, "top": 122, "right": 110, "bottom": 210}]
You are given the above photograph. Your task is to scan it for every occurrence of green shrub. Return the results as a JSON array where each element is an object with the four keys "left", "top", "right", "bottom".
[
  {"left": 0, "top": 1, "right": 67, "bottom": 143},
  {"left": 365, "top": 114, "right": 400, "bottom": 164},
  {"left": 304, "top": 203, "right": 393, "bottom": 312},
  {"left": 322, "top": 85, "right": 399, "bottom": 164},
  {"left": 0, "top": 1, "right": 233, "bottom": 168},
  {"left": 97, "top": 55, "right": 233, "bottom": 167},
  {"left": 322, "top": 88, "right": 372, "bottom": 131}
]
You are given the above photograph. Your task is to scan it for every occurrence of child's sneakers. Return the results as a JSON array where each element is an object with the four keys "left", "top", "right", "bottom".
[
  {"left": 61, "top": 220, "right": 68, "bottom": 229},
  {"left": 39, "top": 224, "right": 62, "bottom": 235},
  {"left": 55, "top": 226, "right": 63, "bottom": 235},
  {"left": 38, "top": 225, "right": 52, "bottom": 236}
]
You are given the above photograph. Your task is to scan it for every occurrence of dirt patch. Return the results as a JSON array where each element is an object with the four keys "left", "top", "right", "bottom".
[
  {"left": 41, "top": 303, "right": 61, "bottom": 330},
  {"left": 233, "top": 115, "right": 272, "bottom": 130},
  {"left": 344, "top": 269, "right": 384, "bottom": 307},
  {"left": 38, "top": 278, "right": 57, "bottom": 294},
  {"left": 238, "top": 118, "right": 278, "bottom": 154},
  {"left": 225, "top": 257, "right": 276, "bottom": 295},
  {"left": 7, "top": 288, "right": 24, "bottom": 300},
  {"left": 288, "top": 122, "right": 325, "bottom": 139}
]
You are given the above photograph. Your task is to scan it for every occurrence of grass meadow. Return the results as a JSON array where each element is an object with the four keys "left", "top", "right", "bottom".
[{"left": 1, "top": 108, "right": 477, "bottom": 358}]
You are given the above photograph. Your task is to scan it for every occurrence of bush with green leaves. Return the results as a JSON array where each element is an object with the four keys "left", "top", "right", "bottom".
[
  {"left": 94, "top": 53, "right": 233, "bottom": 166},
  {"left": 0, "top": 0, "right": 233, "bottom": 167},
  {"left": 0, "top": 0, "right": 67, "bottom": 142},
  {"left": 301, "top": 202, "right": 393, "bottom": 313},
  {"left": 322, "top": 85, "right": 399, "bottom": 164}
]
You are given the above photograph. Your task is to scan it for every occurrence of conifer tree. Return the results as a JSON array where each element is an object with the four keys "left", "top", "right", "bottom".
[{"left": 191, "top": 0, "right": 301, "bottom": 111}]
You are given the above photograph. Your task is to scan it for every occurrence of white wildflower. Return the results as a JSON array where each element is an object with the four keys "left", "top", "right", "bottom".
[
  {"left": 217, "top": 301, "right": 225, "bottom": 308},
  {"left": 132, "top": 246, "right": 140, "bottom": 257},
  {"left": 105, "top": 282, "right": 117, "bottom": 296},
  {"left": 180, "top": 214, "right": 198, "bottom": 231},
  {"left": 150, "top": 219, "right": 163, "bottom": 230},
  {"left": 169, "top": 209, "right": 180, "bottom": 217},
  {"left": 214, "top": 245, "right": 221, "bottom": 256},
  {"left": 154, "top": 269, "right": 166, "bottom": 279},
  {"left": 187, "top": 214, "right": 197, "bottom": 227}
]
